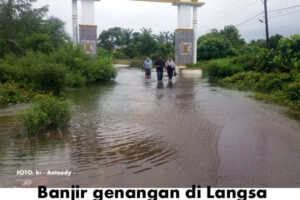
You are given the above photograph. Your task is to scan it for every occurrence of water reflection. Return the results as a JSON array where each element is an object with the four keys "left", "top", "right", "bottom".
[{"left": 157, "top": 82, "right": 164, "bottom": 89}]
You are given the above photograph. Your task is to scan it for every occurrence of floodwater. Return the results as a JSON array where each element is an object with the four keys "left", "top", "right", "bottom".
[{"left": 0, "top": 66, "right": 300, "bottom": 187}]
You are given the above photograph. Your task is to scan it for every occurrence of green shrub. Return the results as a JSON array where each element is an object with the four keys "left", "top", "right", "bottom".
[
  {"left": 220, "top": 71, "right": 300, "bottom": 109},
  {"left": 221, "top": 71, "right": 262, "bottom": 89},
  {"left": 0, "top": 62, "right": 20, "bottom": 83},
  {"left": 97, "top": 47, "right": 113, "bottom": 59},
  {"left": 65, "top": 71, "right": 87, "bottom": 87},
  {"left": 32, "top": 64, "right": 66, "bottom": 94},
  {"left": 21, "top": 95, "right": 72, "bottom": 135},
  {"left": 25, "top": 34, "right": 54, "bottom": 54},
  {"left": 231, "top": 54, "right": 256, "bottom": 71},
  {"left": 0, "top": 82, "right": 34, "bottom": 105},
  {"left": 254, "top": 48, "right": 279, "bottom": 73},
  {"left": 254, "top": 35, "right": 300, "bottom": 73},
  {"left": 204, "top": 58, "right": 244, "bottom": 80},
  {"left": 0, "top": 43, "right": 116, "bottom": 95},
  {"left": 255, "top": 73, "right": 292, "bottom": 93},
  {"left": 50, "top": 43, "right": 116, "bottom": 85},
  {"left": 283, "top": 82, "right": 300, "bottom": 101}
]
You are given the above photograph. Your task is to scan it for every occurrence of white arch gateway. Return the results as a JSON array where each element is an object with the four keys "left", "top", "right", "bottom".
[{"left": 72, "top": 0, "right": 205, "bottom": 65}]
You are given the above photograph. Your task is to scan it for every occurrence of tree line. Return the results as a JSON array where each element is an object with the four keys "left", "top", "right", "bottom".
[{"left": 97, "top": 27, "right": 175, "bottom": 60}]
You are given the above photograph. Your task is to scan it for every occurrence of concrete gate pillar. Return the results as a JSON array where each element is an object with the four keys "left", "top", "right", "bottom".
[
  {"left": 173, "top": 0, "right": 203, "bottom": 66},
  {"left": 72, "top": 0, "right": 99, "bottom": 57},
  {"left": 175, "top": 1, "right": 193, "bottom": 66}
]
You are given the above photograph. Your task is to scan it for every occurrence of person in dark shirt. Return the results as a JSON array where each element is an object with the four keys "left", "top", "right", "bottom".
[{"left": 154, "top": 56, "right": 165, "bottom": 82}]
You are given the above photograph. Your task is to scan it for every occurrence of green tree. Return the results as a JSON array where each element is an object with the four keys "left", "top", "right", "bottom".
[
  {"left": 121, "top": 28, "right": 133, "bottom": 45},
  {"left": 0, "top": 0, "right": 48, "bottom": 55},
  {"left": 25, "top": 33, "right": 54, "bottom": 53},
  {"left": 97, "top": 27, "right": 124, "bottom": 50},
  {"left": 132, "top": 32, "right": 140, "bottom": 44},
  {"left": 220, "top": 25, "right": 245, "bottom": 49},
  {"left": 197, "top": 37, "right": 236, "bottom": 60},
  {"left": 136, "top": 28, "right": 157, "bottom": 56},
  {"left": 41, "top": 17, "right": 69, "bottom": 48},
  {"left": 269, "top": 34, "right": 283, "bottom": 49}
]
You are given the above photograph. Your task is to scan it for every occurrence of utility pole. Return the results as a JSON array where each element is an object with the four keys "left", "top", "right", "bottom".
[{"left": 263, "top": 0, "right": 270, "bottom": 48}]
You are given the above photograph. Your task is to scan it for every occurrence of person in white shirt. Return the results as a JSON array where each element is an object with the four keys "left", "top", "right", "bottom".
[{"left": 143, "top": 58, "right": 152, "bottom": 77}]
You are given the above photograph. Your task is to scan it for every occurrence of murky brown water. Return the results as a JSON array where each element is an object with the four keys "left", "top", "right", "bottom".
[{"left": 0, "top": 66, "right": 300, "bottom": 187}]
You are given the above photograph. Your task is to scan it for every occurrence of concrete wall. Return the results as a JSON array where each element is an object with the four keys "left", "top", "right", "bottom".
[{"left": 175, "top": 30, "right": 194, "bottom": 66}]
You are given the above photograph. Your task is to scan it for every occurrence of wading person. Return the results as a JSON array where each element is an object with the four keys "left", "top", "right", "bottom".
[
  {"left": 154, "top": 56, "right": 165, "bottom": 82},
  {"left": 165, "top": 57, "right": 176, "bottom": 80},
  {"left": 143, "top": 58, "right": 152, "bottom": 77}
]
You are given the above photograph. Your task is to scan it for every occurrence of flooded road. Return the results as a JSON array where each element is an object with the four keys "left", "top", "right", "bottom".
[{"left": 0, "top": 66, "right": 300, "bottom": 187}]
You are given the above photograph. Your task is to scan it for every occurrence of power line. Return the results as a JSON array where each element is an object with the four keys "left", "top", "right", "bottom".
[
  {"left": 238, "top": 9, "right": 300, "bottom": 29},
  {"left": 201, "top": 0, "right": 252, "bottom": 27},
  {"left": 269, "top": 9, "right": 300, "bottom": 19},
  {"left": 236, "top": 4, "right": 300, "bottom": 27},
  {"left": 268, "top": 4, "right": 300, "bottom": 13},
  {"left": 217, "top": 0, "right": 260, "bottom": 25},
  {"left": 236, "top": 12, "right": 264, "bottom": 27}
]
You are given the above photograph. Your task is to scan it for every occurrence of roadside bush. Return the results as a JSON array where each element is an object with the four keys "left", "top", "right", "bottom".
[
  {"left": 275, "top": 35, "right": 300, "bottom": 72},
  {"left": 283, "top": 82, "right": 300, "bottom": 101},
  {"left": 206, "top": 60, "right": 244, "bottom": 80},
  {"left": 21, "top": 95, "right": 72, "bottom": 135},
  {"left": 0, "top": 44, "right": 116, "bottom": 90},
  {"left": 255, "top": 73, "right": 292, "bottom": 93},
  {"left": 231, "top": 54, "right": 256, "bottom": 71},
  {"left": 220, "top": 71, "right": 300, "bottom": 109},
  {"left": 221, "top": 71, "right": 261, "bottom": 89},
  {"left": 0, "top": 62, "right": 21, "bottom": 83},
  {"left": 203, "top": 57, "right": 248, "bottom": 80},
  {"left": 254, "top": 48, "right": 279, "bottom": 73},
  {"left": 87, "top": 57, "right": 116, "bottom": 82},
  {"left": 25, "top": 34, "right": 54, "bottom": 54},
  {"left": 97, "top": 47, "right": 113, "bottom": 58},
  {"left": 254, "top": 35, "right": 300, "bottom": 73},
  {"left": 65, "top": 71, "right": 87, "bottom": 87},
  {"left": 0, "top": 82, "right": 34, "bottom": 105},
  {"left": 50, "top": 43, "right": 116, "bottom": 85},
  {"left": 32, "top": 64, "right": 66, "bottom": 94}
]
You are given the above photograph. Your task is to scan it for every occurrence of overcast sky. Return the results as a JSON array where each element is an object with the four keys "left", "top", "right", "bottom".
[{"left": 34, "top": 0, "right": 300, "bottom": 42}]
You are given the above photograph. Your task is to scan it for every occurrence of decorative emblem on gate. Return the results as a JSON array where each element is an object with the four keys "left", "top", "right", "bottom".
[
  {"left": 85, "top": 43, "right": 92, "bottom": 52},
  {"left": 80, "top": 40, "right": 97, "bottom": 55},
  {"left": 180, "top": 42, "right": 192, "bottom": 55}
]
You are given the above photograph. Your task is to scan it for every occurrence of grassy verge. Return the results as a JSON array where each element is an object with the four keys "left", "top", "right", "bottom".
[
  {"left": 220, "top": 71, "right": 300, "bottom": 110},
  {"left": 198, "top": 56, "right": 300, "bottom": 114},
  {"left": 113, "top": 59, "right": 131, "bottom": 65}
]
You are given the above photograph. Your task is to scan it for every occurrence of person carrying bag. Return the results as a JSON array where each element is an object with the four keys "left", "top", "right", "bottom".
[{"left": 165, "top": 57, "right": 176, "bottom": 80}]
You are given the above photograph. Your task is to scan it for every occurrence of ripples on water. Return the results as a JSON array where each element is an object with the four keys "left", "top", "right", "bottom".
[
  {"left": 0, "top": 68, "right": 177, "bottom": 187},
  {"left": 70, "top": 120, "right": 175, "bottom": 175}
]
